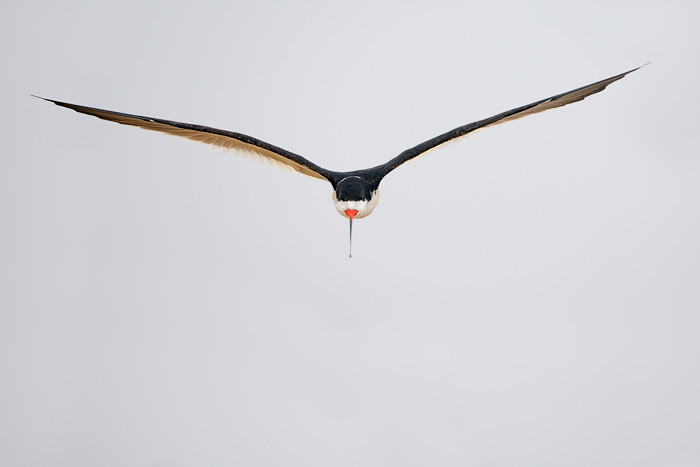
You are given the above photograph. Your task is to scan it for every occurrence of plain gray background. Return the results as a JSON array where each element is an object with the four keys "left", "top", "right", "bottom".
[{"left": 2, "top": 0, "right": 699, "bottom": 466}]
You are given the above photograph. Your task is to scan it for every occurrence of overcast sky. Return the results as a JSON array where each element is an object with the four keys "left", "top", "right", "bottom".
[{"left": 2, "top": 0, "right": 699, "bottom": 466}]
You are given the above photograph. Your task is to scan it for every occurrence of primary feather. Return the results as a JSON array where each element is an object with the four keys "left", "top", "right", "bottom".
[{"left": 33, "top": 97, "right": 332, "bottom": 181}]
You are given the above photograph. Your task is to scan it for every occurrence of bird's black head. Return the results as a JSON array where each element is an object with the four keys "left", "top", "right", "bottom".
[
  {"left": 335, "top": 176, "right": 373, "bottom": 201},
  {"left": 332, "top": 174, "right": 380, "bottom": 220},
  {"left": 332, "top": 175, "right": 381, "bottom": 258}
]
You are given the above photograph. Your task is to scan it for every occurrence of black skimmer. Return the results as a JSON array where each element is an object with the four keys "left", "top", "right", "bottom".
[{"left": 36, "top": 66, "right": 642, "bottom": 257}]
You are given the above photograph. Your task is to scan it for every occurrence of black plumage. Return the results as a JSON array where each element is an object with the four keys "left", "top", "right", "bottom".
[{"left": 36, "top": 65, "right": 643, "bottom": 254}]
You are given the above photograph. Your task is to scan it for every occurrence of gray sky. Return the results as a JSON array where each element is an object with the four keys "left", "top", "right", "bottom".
[{"left": 2, "top": 0, "right": 699, "bottom": 466}]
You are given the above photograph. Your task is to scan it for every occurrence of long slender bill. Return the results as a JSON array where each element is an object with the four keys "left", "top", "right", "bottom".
[
  {"left": 344, "top": 209, "right": 358, "bottom": 258},
  {"left": 349, "top": 217, "right": 353, "bottom": 258}
]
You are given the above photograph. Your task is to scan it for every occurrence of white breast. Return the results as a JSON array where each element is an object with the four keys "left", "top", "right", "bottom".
[{"left": 333, "top": 190, "right": 380, "bottom": 218}]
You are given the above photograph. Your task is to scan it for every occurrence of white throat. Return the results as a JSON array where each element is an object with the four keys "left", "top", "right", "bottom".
[{"left": 333, "top": 190, "right": 380, "bottom": 219}]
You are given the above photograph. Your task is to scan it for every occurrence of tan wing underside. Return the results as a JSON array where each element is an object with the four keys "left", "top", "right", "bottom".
[
  {"left": 444, "top": 73, "right": 631, "bottom": 147},
  {"left": 72, "top": 107, "right": 327, "bottom": 181},
  {"left": 496, "top": 80, "right": 616, "bottom": 125}
]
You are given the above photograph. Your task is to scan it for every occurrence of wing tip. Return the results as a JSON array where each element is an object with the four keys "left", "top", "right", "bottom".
[
  {"left": 619, "top": 62, "right": 650, "bottom": 79},
  {"left": 32, "top": 95, "right": 65, "bottom": 106}
]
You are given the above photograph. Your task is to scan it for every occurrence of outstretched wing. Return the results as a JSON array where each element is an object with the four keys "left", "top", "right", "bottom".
[
  {"left": 36, "top": 97, "right": 334, "bottom": 181},
  {"left": 378, "top": 65, "right": 644, "bottom": 177}
]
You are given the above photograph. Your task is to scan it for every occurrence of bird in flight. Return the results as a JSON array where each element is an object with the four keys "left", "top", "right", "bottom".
[{"left": 36, "top": 66, "right": 642, "bottom": 256}]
